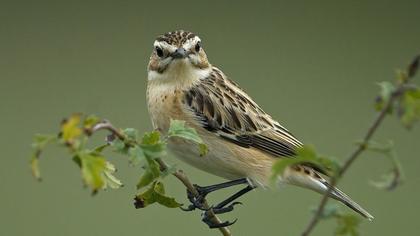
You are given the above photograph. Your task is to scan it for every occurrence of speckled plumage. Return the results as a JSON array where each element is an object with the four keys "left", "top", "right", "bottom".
[{"left": 146, "top": 30, "right": 373, "bottom": 220}]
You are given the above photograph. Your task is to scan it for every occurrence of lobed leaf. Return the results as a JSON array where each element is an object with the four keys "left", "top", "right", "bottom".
[
  {"left": 109, "top": 138, "right": 129, "bottom": 155},
  {"left": 79, "top": 152, "right": 106, "bottom": 193},
  {"left": 142, "top": 131, "right": 161, "bottom": 145},
  {"left": 102, "top": 161, "right": 123, "bottom": 189},
  {"left": 78, "top": 151, "right": 122, "bottom": 194},
  {"left": 168, "top": 120, "right": 203, "bottom": 143},
  {"left": 168, "top": 119, "right": 208, "bottom": 156},
  {"left": 123, "top": 128, "right": 139, "bottom": 141},
  {"left": 128, "top": 146, "right": 145, "bottom": 166},
  {"left": 61, "top": 114, "right": 83, "bottom": 142},
  {"left": 134, "top": 181, "right": 181, "bottom": 208},
  {"left": 136, "top": 157, "right": 161, "bottom": 189},
  {"left": 140, "top": 131, "right": 166, "bottom": 159}
]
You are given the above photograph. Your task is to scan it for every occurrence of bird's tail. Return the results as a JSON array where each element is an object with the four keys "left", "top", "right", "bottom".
[{"left": 282, "top": 165, "right": 374, "bottom": 221}]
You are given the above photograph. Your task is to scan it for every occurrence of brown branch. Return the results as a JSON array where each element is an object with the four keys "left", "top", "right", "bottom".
[
  {"left": 87, "top": 121, "right": 232, "bottom": 236},
  {"left": 301, "top": 55, "right": 419, "bottom": 236},
  {"left": 155, "top": 159, "right": 231, "bottom": 236}
]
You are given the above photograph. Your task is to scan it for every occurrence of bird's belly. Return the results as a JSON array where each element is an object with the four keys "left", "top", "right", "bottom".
[
  {"left": 167, "top": 135, "right": 275, "bottom": 186},
  {"left": 168, "top": 140, "right": 245, "bottom": 180}
]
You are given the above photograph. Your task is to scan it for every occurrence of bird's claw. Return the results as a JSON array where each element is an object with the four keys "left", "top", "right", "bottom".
[
  {"left": 202, "top": 209, "right": 238, "bottom": 228},
  {"left": 213, "top": 201, "right": 242, "bottom": 214},
  {"left": 200, "top": 202, "right": 242, "bottom": 228},
  {"left": 181, "top": 180, "right": 252, "bottom": 228}
]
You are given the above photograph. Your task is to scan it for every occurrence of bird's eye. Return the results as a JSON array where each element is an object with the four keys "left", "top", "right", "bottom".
[
  {"left": 195, "top": 42, "right": 201, "bottom": 52},
  {"left": 155, "top": 46, "right": 164, "bottom": 57}
]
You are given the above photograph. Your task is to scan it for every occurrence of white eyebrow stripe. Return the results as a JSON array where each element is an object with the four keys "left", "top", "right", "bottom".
[
  {"left": 153, "top": 40, "right": 177, "bottom": 52},
  {"left": 182, "top": 36, "right": 201, "bottom": 50}
]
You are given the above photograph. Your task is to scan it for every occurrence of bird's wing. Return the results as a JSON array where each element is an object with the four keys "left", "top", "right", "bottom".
[{"left": 183, "top": 67, "right": 303, "bottom": 158}]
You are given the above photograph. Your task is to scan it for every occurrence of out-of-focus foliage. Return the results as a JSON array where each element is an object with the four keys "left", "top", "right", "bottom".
[{"left": 315, "top": 204, "right": 361, "bottom": 236}]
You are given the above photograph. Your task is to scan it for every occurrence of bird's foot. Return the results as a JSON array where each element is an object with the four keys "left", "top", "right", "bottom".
[
  {"left": 181, "top": 178, "right": 249, "bottom": 212},
  {"left": 181, "top": 184, "right": 210, "bottom": 211},
  {"left": 201, "top": 202, "right": 242, "bottom": 228}
]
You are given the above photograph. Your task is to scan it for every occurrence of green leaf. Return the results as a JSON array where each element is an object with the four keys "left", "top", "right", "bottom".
[
  {"left": 399, "top": 88, "right": 420, "bottom": 128},
  {"left": 30, "top": 134, "right": 58, "bottom": 180},
  {"left": 61, "top": 114, "right": 83, "bottom": 142},
  {"left": 123, "top": 128, "right": 138, "bottom": 141},
  {"left": 167, "top": 119, "right": 208, "bottom": 156},
  {"left": 30, "top": 154, "right": 41, "bottom": 180},
  {"left": 335, "top": 214, "right": 361, "bottom": 236},
  {"left": 311, "top": 203, "right": 361, "bottom": 236},
  {"left": 102, "top": 161, "right": 123, "bottom": 189},
  {"left": 93, "top": 144, "right": 109, "bottom": 153},
  {"left": 110, "top": 138, "right": 129, "bottom": 155},
  {"left": 32, "top": 134, "right": 58, "bottom": 150},
  {"left": 142, "top": 131, "right": 161, "bottom": 145},
  {"left": 128, "top": 146, "right": 145, "bottom": 165},
  {"left": 134, "top": 181, "right": 181, "bottom": 208},
  {"left": 168, "top": 120, "right": 203, "bottom": 143},
  {"left": 136, "top": 157, "right": 161, "bottom": 189},
  {"left": 140, "top": 131, "right": 166, "bottom": 158},
  {"left": 271, "top": 145, "right": 338, "bottom": 183},
  {"left": 140, "top": 142, "right": 166, "bottom": 158},
  {"left": 396, "top": 69, "right": 409, "bottom": 84},
  {"left": 375, "top": 81, "right": 395, "bottom": 111},
  {"left": 83, "top": 115, "right": 100, "bottom": 130},
  {"left": 79, "top": 152, "right": 106, "bottom": 193},
  {"left": 317, "top": 155, "right": 340, "bottom": 175},
  {"left": 78, "top": 152, "right": 123, "bottom": 194}
]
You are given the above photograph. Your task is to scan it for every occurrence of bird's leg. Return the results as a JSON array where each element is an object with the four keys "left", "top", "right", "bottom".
[
  {"left": 182, "top": 178, "right": 256, "bottom": 228},
  {"left": 181, "top": 178, "right": 249, "bottom": 211},
  {"left": 201, "top": 185, "right": 255, "bottom": 228}
]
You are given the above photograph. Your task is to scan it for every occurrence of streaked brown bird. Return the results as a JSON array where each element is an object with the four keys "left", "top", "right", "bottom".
[{"left": 146, "top": 30, "right": 373, "bottom": 228}]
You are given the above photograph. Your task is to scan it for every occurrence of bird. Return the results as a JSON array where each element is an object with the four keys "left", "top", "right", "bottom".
[{"left": 146, "top": 30, "right": 373, "bottom": 228}]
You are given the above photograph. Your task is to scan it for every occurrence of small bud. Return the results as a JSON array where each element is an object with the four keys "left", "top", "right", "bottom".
[{"left": 408, "top": 55, "right": 420, "bottom": 78}]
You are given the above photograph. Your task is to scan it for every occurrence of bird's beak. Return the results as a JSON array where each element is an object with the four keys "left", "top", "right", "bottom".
[{"left": 171, "top": 48, "right": 187, "bottom": 59}]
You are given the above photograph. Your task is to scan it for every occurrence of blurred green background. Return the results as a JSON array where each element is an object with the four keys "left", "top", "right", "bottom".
[{"left": 1, "top": 1, "right": 419, "bottom": 235}]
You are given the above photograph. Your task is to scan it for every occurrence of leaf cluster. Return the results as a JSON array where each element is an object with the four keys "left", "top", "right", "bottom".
[
  {"left": 375, "top": 56, "right": 420, "bottom": 128},
  {"left": 31, "top": 115, "right": 207, "bottom": 208}
]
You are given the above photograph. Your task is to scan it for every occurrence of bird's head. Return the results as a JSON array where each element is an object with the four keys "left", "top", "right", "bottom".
[{"left": 148, "top": 30, "right": 211, "bottom": 83}]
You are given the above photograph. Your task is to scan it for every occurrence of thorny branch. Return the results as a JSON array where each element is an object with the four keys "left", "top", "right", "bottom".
[
  {"left": 86, "top": 121, "right": 232, "bottom": 236},
  {"left": 301, "top": 55, "right": 420, "bottom": 236}
]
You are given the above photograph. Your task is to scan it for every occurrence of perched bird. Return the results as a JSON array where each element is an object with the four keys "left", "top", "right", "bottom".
[{"left": 146, "top": 30, "right": 373, "bottom": 227}]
